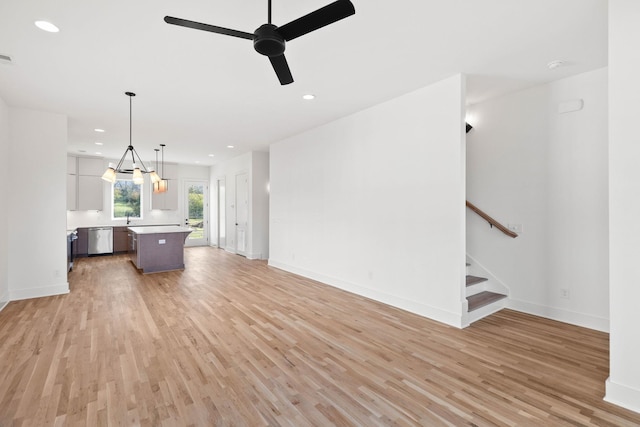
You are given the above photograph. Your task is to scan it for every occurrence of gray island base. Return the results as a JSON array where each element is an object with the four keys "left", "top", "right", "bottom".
[{"left": 128, "top": 226, "right": 192, "bottom": 274}]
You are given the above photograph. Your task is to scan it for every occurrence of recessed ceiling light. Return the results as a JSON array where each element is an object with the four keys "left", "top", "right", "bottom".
[
  {"left": 34, "top": 21, "right": 59, "bottom": 33},
  {"left": 95, "top": 142, "right": 103, "bottom": 146},
  {"left": 227, "top": 145, "right": 234, "bottom": 149},
  {"left": 195, "top": 160, "right": 201, "bottom": 164},
  {"left": 208, "top": 154, "right": 215, "bottom": 157},
  {"left": 78, "top": 150, "right": 86, "bottom": 153},
  {"left": 303, "top": 94, "right": 315, "bottom": 100},
  {"left": 94, "top": 128, "right": 105, "bottom": 133},
  {"left": 95, "top": 152, "right": 102, "bottom": 155}
]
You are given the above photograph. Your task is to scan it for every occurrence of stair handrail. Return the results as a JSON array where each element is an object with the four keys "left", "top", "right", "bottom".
[{"left": 466, "top": 200, "right": 518, "bottom": 238}]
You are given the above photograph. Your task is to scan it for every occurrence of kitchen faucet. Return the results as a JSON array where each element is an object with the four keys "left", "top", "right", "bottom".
[{"left": 126, "top": 212, "right": 131, "bottom": 225}]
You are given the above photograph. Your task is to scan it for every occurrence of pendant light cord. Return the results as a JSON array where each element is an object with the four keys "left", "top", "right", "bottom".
[
  {"left": 126, "top": 92, "right": 136, "bottom": 164},
  {"left": 130, "top": 93, "right": 132, "bottom": 146}
]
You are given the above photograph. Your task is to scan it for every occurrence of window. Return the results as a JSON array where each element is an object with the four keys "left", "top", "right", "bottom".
[{"left": 112, "top": 179, "right": 142, "bottom": 220}]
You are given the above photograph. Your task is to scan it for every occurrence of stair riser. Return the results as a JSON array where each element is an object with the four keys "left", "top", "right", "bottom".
[
  {"left": 466, "top": 282, "right": 487, "bottom": 297},
  {"left": 466, "top": 299, "right": 507, "bottom": 324}
]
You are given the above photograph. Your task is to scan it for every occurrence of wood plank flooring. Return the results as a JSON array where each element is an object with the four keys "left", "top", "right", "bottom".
[{"left": 0, "top": 247, "right": 639, "bottom": 426}]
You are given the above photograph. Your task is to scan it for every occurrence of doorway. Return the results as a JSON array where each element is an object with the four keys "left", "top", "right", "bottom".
[
  {"left": 235, "top": 173, "right": 248, "bottom": 257},
  {"left": 184, "top": 180, "right": 209, "bottom": 247},
  {"left": 217, "top": 178, "right": 226, "bottom": 249}
]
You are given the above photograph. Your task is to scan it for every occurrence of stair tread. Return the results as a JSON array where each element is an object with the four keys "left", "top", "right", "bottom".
[
  {"left": 466, "top": 275, "right": 488, "bottom": 287},
  {"left": 467, "top": 291, "right": 507, "bottom": 312}
]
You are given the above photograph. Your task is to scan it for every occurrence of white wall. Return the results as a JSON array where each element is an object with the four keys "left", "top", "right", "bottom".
[
  {"left": 210, "top": 151, "right": 270, "bottom": 259},
  {"left": 67, "top": 162, "right": 210, "bottom": 230},
  {"left": 466, "top": 68, "right": 609, "bottom": 331},
  {"left": 251, "top": 151, "right": 270, "bottom": 260},
  {"left": 0, "top": 96, "right": 9, "bottom": 308},
  {"left": 8, "top": 108, "right": 69, "bottom": 300},
  {"left": 606, "top": 0, "right": 640, "bottom": 413},
  {"left": 269, "top": 74, "right": 467, "bottom": 327}
]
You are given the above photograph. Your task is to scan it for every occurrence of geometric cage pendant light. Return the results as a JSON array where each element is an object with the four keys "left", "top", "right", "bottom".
[{"left": 101, "top": 92, "right": 161, "bottom": 185}]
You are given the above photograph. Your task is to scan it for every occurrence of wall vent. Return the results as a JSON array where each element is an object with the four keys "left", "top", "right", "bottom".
[{"left": 0, "top": 54, "right": 12, "bottom": 64}]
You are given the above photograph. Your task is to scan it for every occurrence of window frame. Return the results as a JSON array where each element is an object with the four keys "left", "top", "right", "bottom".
[{"left": 111, "top": 178, "right": 143, "bottom": 221}]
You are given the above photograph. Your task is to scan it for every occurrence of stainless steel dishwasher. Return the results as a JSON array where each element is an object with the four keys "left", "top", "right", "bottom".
[{"left": 88, "top": 227, "right": 113, "bottom": 255}]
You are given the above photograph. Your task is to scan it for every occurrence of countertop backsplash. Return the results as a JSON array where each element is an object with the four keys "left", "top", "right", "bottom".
[{"left": 67, "top": 208, "right": 182, "bottom": 229}]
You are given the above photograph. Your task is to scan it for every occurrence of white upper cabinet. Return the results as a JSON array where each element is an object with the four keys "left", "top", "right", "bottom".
[
  {"left": 67, "top": 156, "right": 104, "bottom": 211},
  {"left": 78, "top": 157, "right": 105, "bottom": 176}
]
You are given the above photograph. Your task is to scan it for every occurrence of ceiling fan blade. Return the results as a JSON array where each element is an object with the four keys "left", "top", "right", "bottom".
[
  {"left": 269, "top": 54, "right": 294, "bottom": 85},
  {"left": 277, "top": 0, "right": 355, "bottom": 42},
  {"left": 164, "top": 16, "right": 254, "bottom": 40}
]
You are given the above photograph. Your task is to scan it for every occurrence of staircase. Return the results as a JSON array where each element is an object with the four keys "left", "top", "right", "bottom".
[{"left": 465, "top": 262, "right": 508, "bottom": 325}]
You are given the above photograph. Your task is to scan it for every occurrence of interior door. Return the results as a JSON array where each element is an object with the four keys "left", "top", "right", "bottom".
[
  {"left": 184, "top": 180, "right": 209, "bottom": 247},
  {"left": 217, "top": 178, "right": 226, "bottom": 249},
  {"left": 235, "top": 173, "right": 248, "bottom": 257}
]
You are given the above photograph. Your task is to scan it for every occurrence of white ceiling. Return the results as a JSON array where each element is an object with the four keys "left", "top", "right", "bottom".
[{"left": 0, "top": 0, "right": 607, "bottom": 166}]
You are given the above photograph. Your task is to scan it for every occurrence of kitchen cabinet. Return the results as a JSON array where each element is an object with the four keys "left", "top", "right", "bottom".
[
  {"left": 67, "top": 174, "right": 77, "bottom": 211},
  {"left": 76, "top": 228, "right": 88, "bottom": 257},
  {"left": 113, "top": 227, "right": 129, "bottom": 253},
  {"left": 68, "top": 156, "right": 105, "bottom": 211},
  {"left": 67, "top": 156, "right": 77, "bottom": 211},
  {"left": 78, "top": 157, "right": 104, "bottom": 211},
  {"left": 78, "top": 157, "right": 104, "bottom": 175},
  {"left": 67, "top": 155, "right": 77, "bottom": 174},
  {"left": 128, "top": 226, "right": 192, "bottom": 273},
  {"left": 78, "top": 175, "right": 103, "bottom": 211},
  {"left": 150, "top": 163, "right": 179, "bottom": 210}
]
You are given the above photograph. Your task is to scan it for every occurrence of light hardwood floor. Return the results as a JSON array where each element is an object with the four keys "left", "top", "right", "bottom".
[{"left": 0, "top": 247, "right": 639, "bottom": 426}]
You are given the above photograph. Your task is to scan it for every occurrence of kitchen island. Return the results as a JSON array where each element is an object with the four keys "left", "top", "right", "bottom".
[{"left": 128, "top": 226, "right": 192, "bottom": 273}]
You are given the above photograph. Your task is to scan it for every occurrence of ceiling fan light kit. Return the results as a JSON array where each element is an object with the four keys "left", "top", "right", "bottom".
[{"left": 164, "top": 0, "right": 355, "bottom": 85}]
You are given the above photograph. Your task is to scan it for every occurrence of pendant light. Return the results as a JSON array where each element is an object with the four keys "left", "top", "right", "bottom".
[
  {"left": 102, "top": 92, "right": 161, "bottom": 184},
  {"left": 153, "top": 144, "right": 169, "bottom": 193}
]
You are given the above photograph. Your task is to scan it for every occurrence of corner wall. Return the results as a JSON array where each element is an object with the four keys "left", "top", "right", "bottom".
[
  {"left": 251, "top": 152, "right": 270, "bottom": 260},
  {"left": 466, "top": 68, "right": 609, "bottom": 331},
  {"left": 269, "top": 74, "right": 467, "bottom": 327},
  {"left": 606, "top": 0, "right": 640, "bottom": 413},
  {"left": 210, "top": 151, "right": 270, "bottom": 260},
  {"left": 8, "top": 108, "right": 69, "bottom": 300},
  {"left": 0, "top": 96, "right": 9, "bottom": 308}
]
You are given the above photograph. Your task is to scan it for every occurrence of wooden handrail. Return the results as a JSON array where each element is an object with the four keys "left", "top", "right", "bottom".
[{"left": 466, "top": 200, "right": 518, "bottom": 238}]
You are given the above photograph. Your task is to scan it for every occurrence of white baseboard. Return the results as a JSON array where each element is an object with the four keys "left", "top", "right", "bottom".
[
  {"left": 9, "top": 281, "right": 69, "bottom": 301},
  {"left": 0, "top": 299, "right": 8, "bottom": 312},
  {"left": 268, "top": 259, "right": 464, "bottom": 328},
  {"left": 508, "top": 298, "right": 609, "bottom": 332},
  {"left": 605, "top": 378, "right": 640, "bottom": 414}
]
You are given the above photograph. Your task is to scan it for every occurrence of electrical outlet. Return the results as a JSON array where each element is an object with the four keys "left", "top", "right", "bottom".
[{"left": 560, "top": 288, "right": 570, "bottom": 299}]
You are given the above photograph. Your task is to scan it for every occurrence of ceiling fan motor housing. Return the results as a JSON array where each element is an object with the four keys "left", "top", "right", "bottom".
[{"left": 253, "top": 24, "right": 285, "bottom": 57}]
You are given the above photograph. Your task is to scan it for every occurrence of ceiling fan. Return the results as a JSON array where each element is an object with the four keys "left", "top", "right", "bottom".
[{"left": 164, "top": 0, "right": 356, "bottom": 85}]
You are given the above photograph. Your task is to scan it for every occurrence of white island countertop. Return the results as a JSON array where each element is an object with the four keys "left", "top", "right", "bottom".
[{"left": 128, "top": 226, "right": 192, "bottom": 234}]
